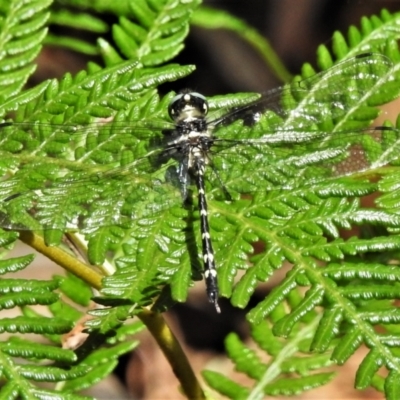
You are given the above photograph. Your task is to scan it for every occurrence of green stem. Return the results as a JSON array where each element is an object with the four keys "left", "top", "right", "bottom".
[
  {"left": 18, "top": 231, "right": 102, "bottom": 289},
  {"left": 139, "top": 309, "right": 206, "bottom": 400}
]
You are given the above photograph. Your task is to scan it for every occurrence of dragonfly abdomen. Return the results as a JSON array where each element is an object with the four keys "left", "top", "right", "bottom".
[{"left": 194, "top": 156, "right": 220, "bottom": 313}]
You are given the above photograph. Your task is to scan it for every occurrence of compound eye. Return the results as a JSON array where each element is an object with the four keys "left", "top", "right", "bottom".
[{"left": 168, "top": 93, "right": 184, "bottom": 120}]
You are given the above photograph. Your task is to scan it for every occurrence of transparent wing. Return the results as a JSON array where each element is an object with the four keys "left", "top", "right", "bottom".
[
  {"left": 208, "top": 53, "right": 393, "bottom": 131},
  {"left": 4, "top": 125, "right": 398, "bottom": 232},
  {"left": 0, "top": 145, "right": 184, "bottom": 231},
  {"left": 0, "top": 118, "right": 175, "bottom": 159},
  {"left": 0, "top": 53, "right": 396, "bottom": 232},
  {"left": 202, "top": 53, "right": 396, "bottom": 197},
  {"left": 0, "top": 110, "right": 183, "bottom": 231},
  {"left": 206, "top": 127, "right": 400, "bottom": 200}
]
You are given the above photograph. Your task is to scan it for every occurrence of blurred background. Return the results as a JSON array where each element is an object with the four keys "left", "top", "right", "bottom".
[{"left": 26, "top": 1, "right": 400, "bottom": 398}]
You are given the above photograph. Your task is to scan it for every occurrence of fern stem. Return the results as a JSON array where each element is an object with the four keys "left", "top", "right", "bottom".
[
  {"left": 138, "top": 309, "right": 205, "bottom": 400},
  {"left": 18, "top": 231, "right": 103, "bottom": 290}
]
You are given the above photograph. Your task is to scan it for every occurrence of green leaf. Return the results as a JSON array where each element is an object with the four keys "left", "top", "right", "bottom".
[
  {"left": 202, "top": 370, "right": 250, "bottom": 400},
  {"left": 57, "top": 273, "right": 92, "bottom": 307},
  {"left": 225, "top": 333, "right": 267, "bottom": 380},
  {"left": 63, "top": 341, "right": 139, "bottom": 392},
  {"left": 106, "top": 0, "right": 201, "bottom": 66},
  {"left": 45, "top": 9, "right": 109, "bottom": 55},
  {"left": 0, "top": 0, "right": 51, "bottom": 104},
  {"left": 0, "top": 337, "right": 77, "bottom": 363},
  {"left": 205, "top": 317, "right": 335, "bottom": 399},
  {"left": 0, "top": 255, "right": 34, "bottom": 274},
  {"left": 0, "top": 316, "right": 73, "bottom": 334}
]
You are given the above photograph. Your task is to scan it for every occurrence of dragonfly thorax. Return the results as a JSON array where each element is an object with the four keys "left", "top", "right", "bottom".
[{"left": 170, "top": 130, "right": 213, "bottom": 165}]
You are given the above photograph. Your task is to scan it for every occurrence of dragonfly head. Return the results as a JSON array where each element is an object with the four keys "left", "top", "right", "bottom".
[{"left": 168, "top": 91, "right": 208, "bottom": 122}]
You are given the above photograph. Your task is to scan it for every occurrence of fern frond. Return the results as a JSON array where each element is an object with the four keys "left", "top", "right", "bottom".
[
  {"left": 312, "top": 9, "right": 400, "bottom": 68},
  {"left": 2, "top": 60, "right": 193, "bottom": 121},
  {"left": 194, "top": 15, "right": 400, "bottom": 397},
  {"left": 245, "top": 254, "right": 400, "bottom": 397},
  {"left": 1, "top": 1, "right": 400, "bottom": 397},
  {"left": 4, "top": 12, "right": 400, "bottom": 317},
  {"left": 0, "top": 0, "right": 51, "bottom": 104},
  {"left": 98, "top": 0, "right": 201, "bottom": 66},
  {"left": 203, "top": 317, "right": 335, "bottom": 399},
  {"left": 0, "top": 259, "right": 143, "bottom": 398},
  {"left": 46, "top": 9, "right": 109, "bottom": 55}
]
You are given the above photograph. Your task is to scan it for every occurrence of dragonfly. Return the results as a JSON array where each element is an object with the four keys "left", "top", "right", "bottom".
[{"left": 0, "top": 52, "right": 396, "bottom": 312}]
